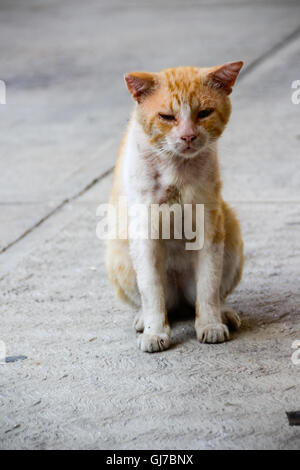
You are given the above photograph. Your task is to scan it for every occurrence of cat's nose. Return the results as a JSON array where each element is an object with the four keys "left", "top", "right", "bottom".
[{"left": 180, "top": 134, "right": 196, "bottom": 143}]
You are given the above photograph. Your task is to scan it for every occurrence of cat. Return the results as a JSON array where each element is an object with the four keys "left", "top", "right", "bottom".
[{"left": 106, "top": 62, "right": 244, "bottom": 352}]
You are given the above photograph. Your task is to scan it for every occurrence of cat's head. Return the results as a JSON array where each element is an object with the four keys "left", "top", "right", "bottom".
[{"left": 125, "top": 62, "right": 243, "bottom": 158}]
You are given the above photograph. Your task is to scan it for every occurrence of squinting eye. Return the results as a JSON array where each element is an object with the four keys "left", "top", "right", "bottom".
[
  {"left": 198, "top": 108, "right": 214, "bottom": 119},
  {"left": 158, "top": 113, "right": 176, "bottom": 121}
]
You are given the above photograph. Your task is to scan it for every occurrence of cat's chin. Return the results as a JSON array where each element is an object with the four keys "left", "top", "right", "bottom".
[{"left": 176, "top": 147, "right": 206, "bottom": 159}]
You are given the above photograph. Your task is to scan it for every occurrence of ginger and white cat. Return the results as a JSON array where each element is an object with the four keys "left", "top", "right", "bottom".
[{"left": 106, "top": 62, "right": 244, "bottom": 352}]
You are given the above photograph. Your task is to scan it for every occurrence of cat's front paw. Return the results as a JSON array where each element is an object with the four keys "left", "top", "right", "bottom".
[
  {"left": 137, "top": 332, "right": 170, "bottom": 353},
  {"left": 195, "top": 322, "right": 229, "bottom": 344}
]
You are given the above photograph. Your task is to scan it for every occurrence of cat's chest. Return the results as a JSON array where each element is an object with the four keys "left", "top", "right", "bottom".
[{"left": 150, "top": 167, "right": 200, "bottom": 206}]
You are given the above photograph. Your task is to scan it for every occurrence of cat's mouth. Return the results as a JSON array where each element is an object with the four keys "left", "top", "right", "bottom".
[
  {"left": 182, "top": 145, "right": 194, "bottom": 152},
  {"left": 166, "top": 138, "right": 208, "bottom": 158},
  {"left": 178, "top": 145, "right": 201, "bottom": 158},
  {"left": 171, "top": 136, "right": 208, "bottom": 158}
]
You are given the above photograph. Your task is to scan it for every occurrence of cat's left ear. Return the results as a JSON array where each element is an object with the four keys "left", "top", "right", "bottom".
[
  {"left": 125, "top": 72, "right": 157, "bottom": 103},
  {"left": 207, "top": 61, "right": 243, "bottom": 95}
]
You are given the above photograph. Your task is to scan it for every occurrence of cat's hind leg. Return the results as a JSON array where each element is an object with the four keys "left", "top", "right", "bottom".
[
  {"left": 221, "top": 305, "right": 241, "bottom": 330},
  {"left": 219, "top": 202, "right": 244, "bottom": 331},
  {"left": 133, "top": 312, "right": 144, "bottom": 332},
  {"left": 220, "top": 202, "right": 244, "bottom": 301},
  {"left": 106, "top": 238, "right": 140, "bottom": 308}
]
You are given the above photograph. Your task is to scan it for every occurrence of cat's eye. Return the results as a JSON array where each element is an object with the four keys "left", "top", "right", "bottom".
[
  {"left": 158, "top": 113, "right": 176, "bottom": 121},
  {"left": 197, "top": 108, "right": 214, "bottom": 119}
]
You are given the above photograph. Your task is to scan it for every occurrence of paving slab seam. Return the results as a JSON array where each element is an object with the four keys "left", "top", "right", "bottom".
[{"left": 1, "top": 23, "right": 300, "bottom": 257}]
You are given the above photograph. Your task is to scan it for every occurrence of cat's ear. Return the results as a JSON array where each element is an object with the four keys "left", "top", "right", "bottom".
[
  {"left": 125, "top": 72, "right": 157, "bottom": 103},
  {"left": 207, "top": 61, "right": 243, "bottom": 95}
]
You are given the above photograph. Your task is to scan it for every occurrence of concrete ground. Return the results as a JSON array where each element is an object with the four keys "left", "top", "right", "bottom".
[{"left": 0, "top": 0, "right": 300, "bottom": 450}]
